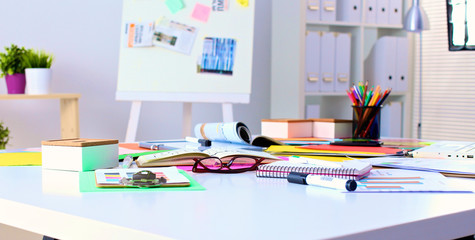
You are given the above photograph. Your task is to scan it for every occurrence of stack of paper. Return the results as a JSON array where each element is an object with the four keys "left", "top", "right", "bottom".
[
  {"left": 265, "top": 145, "right": 403, "bottom": 158},
  {"left": 364, "top": 157, "right": 475, "bottom": 178},
  {"left": 355, "top": 169, "right": 474, "bottom": 193}
]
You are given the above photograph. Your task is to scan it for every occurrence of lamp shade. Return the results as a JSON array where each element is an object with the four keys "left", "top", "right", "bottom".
[{"left": 404, "top": 0, "right": 430, "bottom": 32}]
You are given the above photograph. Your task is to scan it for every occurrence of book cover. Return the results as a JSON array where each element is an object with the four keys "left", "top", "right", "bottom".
[{"left": 136, "top": 148, "right": 280, "bottom": 167}]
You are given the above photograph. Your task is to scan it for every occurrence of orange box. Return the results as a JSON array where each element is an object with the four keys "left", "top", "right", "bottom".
[
  {"left": 261, "top": 119, "right": 313, "bottom": 138},
  {"left": 310, "top": 119, "right": 352, "bottom": 139}
]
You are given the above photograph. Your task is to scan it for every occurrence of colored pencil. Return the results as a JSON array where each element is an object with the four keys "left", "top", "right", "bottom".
[{"left": 347, "top": 82, "right": 392, "bottom": 138}]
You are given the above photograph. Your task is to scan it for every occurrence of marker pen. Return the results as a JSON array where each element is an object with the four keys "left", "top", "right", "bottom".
[
  {"left": 138, "top": 142, "right": 164, "bottom": 150},
  {"left": 185, "top": 136, "right": 212, "bottom": 147},
  {"left": 122, "top": 155, "right": 134, "bottom": 169},
  {"left": 287, "top": 172, "right": 357, "bottom": 191}
]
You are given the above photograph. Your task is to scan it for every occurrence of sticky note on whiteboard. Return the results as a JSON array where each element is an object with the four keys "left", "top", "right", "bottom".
[
  {"left": 191, "top": 3, "right": 211, "bottom": 22},
  {"left": 236, "top": 0, "right": 249, "bottom": 7},
  {"left": 165, "top": 0, "right": 184, "bottom": 14}
]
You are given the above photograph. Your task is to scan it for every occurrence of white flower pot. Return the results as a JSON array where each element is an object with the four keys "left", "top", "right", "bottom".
[{"left": 25, "top": 68, "right": 52, "bottom": 95}]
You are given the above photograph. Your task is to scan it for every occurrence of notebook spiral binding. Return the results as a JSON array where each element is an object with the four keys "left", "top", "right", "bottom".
[{"left": 256, "top": 165, "right": 358, "bottom": 179}]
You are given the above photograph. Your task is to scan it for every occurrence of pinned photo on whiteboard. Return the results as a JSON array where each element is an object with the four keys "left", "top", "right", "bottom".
[
  {"left": 154, "top": 32, "right": 177, "bottom": 46},
  {"left": 152, "top": 19, "right": 198, "bottom": 55},
  {"left": 212, "top": 0, "right": 229, "bottom": 11},
  {"left": 197, "top": 37, "right": 236, "bottom": 75},
  {"left": 123, "top": 21, "right": 155, "bottom": 48}
]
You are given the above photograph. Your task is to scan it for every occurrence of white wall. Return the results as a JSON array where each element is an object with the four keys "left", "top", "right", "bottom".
[{"left": 0, "top": 0, "right": 271, "bottom": 148}]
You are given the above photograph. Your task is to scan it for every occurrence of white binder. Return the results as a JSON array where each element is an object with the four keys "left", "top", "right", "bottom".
[
  {"left": 334, "top": 32, "right": 351, "bottom": 92},
  {"left": 385, "top": 37, "right": 397, "bottom": 90},
  {"left": 365, "top": 0, "right": 377, "bottom": 24},
  {"left": 376, "top": 0, "right": 389, "bottom": 25},
  {"left": 380, "top": 101, "right": 402, "bottom": 137},
  {"left": 388, "top": 0, "right": 402, "bottom": 25},
  {"left": 320, "top": 32, "right": 335, "bottom": 92},
  {"left": 336, "top": 0, "right": 361, "bottom": 23},
  {"left": 395, "top": 37, "right": 409, "bottom": 91},
  {"left": 321, "top": 0, "right": 337, "bottom": 22},
  {"left": 307, "top": 0, "right": 321, "bottom": 22},
  {"left": 364, "top": 36, "right": 397, "bottom": 90},
  {"left": 305, "top": 31, "right": 321, "bottom": 93}
]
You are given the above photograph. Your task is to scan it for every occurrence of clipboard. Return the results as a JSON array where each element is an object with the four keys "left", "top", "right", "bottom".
[{"left": 94, "top": 167, "right": 191, "bottom": 188}]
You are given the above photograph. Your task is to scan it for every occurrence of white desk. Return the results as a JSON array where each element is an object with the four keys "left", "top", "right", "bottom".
[{"left": 1, "top": 166, "right": 475, "bottom": 240}]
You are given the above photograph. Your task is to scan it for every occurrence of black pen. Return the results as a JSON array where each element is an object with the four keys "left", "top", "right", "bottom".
[{"left": 185, "top": 136, "right": 212, "bottom": 147}]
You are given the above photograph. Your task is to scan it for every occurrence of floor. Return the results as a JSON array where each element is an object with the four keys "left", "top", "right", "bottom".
[{"left": 0, "top": 223, "right": 42, "bottom": 240}]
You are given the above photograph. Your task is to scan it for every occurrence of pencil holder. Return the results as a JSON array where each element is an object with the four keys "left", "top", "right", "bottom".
[{"left": 352, "top": 106, "right": 381, "bottom": 140}]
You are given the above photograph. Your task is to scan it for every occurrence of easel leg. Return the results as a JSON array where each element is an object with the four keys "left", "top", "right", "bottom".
[
  {"left": 182, "top": 102, "right": 192, "bottom": 137},
  {"left": 222, "top": 103, "right": 234, "bottom": 122},
  {"left": 125, "top": 101, "right": 142, "bottom": 143}
]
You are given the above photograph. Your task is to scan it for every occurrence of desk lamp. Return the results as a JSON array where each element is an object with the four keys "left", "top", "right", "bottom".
[{"left": 403, "top": 0, "right": 430, "bottom": 139}]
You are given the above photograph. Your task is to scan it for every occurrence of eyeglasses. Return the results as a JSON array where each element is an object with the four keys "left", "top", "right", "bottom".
[{"left": 192, "top": 155, "right": 265, "bottom": 173}]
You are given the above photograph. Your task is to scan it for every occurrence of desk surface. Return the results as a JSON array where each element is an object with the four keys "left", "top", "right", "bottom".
[{"left": 1, "top": 166, "right": 475, "bottom": 240}]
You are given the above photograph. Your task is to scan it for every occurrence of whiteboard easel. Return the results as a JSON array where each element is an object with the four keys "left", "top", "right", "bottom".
[
  {"left": 124, "top": 102, "right": 233, "bottom": 142},
  {"left": 118, "top": 0, "right": 255, "bottom": 142}
]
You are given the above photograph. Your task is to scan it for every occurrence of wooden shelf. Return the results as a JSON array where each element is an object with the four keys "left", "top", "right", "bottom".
[
  {"left": 0, "top": 93, "right": 80, "bottom": 100},
  {"left": 306, "top": 21, "right": 361, "bottom": 27},
  {"left": 363, "top": 23, "right": 404, "bottom": 29},
  {"left": 304, "top": 91, "right": 406, "bottom": 97},
  {"left": 0, "top": 93, "right": 81, "bottom": 138},
  {"left": 305, "top": 92, "right": 348, "bottom": 96},
  {"left": 306, "top": 22, "right": 403, "bottom": 29}
]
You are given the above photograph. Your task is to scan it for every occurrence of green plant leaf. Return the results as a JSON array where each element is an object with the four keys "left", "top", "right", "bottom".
[
  {"left": 22, "top": 49, "right": 54, "bottom": 68},
  {"left": 0, "top": 44, "right": 28, "bottom": 77},
  {"left": 0, "top": 121, "right": 10, "bottom": 149}
]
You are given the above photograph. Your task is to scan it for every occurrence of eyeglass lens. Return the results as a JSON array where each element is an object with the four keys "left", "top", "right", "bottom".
[
  {"left": 198, "top": 157, "right": 222, "bottom": 170},
  {"left": 227, "top": 157, "right": 259, "bottom": 169},
  {"left": 194, "top": 156, "right": 260, "bottom": 171}
]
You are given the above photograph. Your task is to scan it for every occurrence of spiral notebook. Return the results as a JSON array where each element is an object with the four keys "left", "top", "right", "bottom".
[{"left": 256, "top": 160, "right": 372, "bottom": 180}]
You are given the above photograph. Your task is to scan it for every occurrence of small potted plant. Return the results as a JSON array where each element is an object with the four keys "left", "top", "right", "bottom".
[
  {"left": 23, "top": 49, "right": 54, "bottom": 94},
  {"left": 0, "top": 44, "right": 28, "bottom": 94},
  {"left": 0, "top": 122, "right": 10, "bottom": 149}
]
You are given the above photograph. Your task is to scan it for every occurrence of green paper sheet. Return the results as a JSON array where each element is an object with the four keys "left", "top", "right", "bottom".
[
  {"left": 118, "top": 150, "right": 166, "bottom": 160},
  {"left": 79, "top": 169, "right": 205, "bottom": 192}
]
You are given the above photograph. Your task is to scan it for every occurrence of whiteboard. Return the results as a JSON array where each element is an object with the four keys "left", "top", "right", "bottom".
[{"left": 116, "top": 0, "right": 255, "bottom": 103}]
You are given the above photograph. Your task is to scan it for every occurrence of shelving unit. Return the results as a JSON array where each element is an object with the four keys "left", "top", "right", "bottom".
[{"left": 271, "top": 0, "right": 411, "bottom": 137}]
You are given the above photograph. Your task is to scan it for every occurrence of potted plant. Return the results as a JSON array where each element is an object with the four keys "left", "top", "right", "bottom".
[
  {"left": 0, "top": 44, "right": 28, "bottom": 94},
  {"left": 23, "top": 49, "right": 54, "bottom": 94},
  {"left": 0, "top": 122, "right": 10, "bottom": 149}
]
